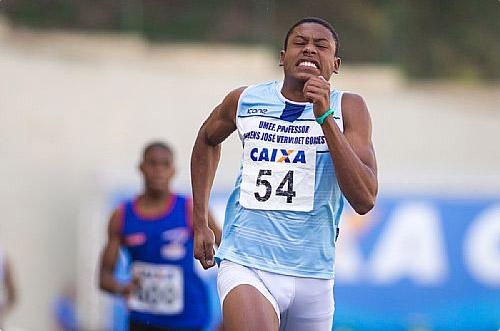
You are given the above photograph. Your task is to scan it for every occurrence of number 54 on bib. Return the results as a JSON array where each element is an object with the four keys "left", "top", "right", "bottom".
[{"left": 239, "top": 141, "right": 316, "bottom": 212}]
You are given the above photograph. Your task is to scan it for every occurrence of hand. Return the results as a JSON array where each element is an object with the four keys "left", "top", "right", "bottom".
[
  {"left": 194, "top": 224, "right": 216, "bottom": 269},
  {"left": 303, "top": 75, "right": 331, "bottom": 118},
  {"left": 119, "top": 275, "right": 140, "bottom": 299}
]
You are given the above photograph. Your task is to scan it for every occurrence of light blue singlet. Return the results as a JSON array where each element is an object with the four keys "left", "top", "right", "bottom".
[{"left": 216, "top": 80, "right": 345, "bottom": 279}]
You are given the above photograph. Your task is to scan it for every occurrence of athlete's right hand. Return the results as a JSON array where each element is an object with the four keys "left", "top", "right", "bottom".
[
  {"left": 194, "top": 225, "right": 216, "bottom": 269},
  {"left": 119, "top": 275, "right": 140, "bottom": 299}
]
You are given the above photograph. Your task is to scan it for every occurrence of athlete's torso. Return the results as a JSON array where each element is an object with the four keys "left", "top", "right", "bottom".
[
  {"left": 120, "top": 195, "right": 209, "bottom": 329},
  {"left": 216, "top": 80, "right": 345, "bottom": 279}
]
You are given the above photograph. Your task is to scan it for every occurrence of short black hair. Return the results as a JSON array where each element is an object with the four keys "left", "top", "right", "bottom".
[
  {"left": 283, "top": 17, "right": 340, "bottom": 57},
  {"left": 143, "top": 141, "right": 173, "bottom": 159}
]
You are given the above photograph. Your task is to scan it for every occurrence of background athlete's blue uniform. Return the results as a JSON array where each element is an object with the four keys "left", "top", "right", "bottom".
[{"left": 120, "top": 195, "right": 210, "bottom": 329}]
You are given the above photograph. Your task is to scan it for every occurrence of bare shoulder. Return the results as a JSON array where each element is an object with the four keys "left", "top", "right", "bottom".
[
  {"left": 218, "top": 86, "right": 247, "bottom": 117},
  {"left": 202, "top": 86, "right": 247, "bottom": 145},
  {"left": 110, "top": 207, "right": 123, "bottom": 223},
  {"left": 108, "top": 207, "right": 124, "bottom": 236},
  {"left": 342, "top": 92, "right": 369, "bottom": 114},
  {"left": 341, "top": 92, "right": 372, "bottom": 128},
  {"left": 226, "top": 86, "right": 247, "bottom": 103}
]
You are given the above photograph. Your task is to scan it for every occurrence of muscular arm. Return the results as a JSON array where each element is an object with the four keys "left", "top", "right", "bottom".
[
  {"left": 4, "top": 257, "right": 16, "bottom": 309},
  {"left": 187, "top": 198, "right": 222, "bottom": 247},
  {"left": 304, "top": 77, "right": 377, "bottom": 215},
  {"left": 321, "top": 93, "right": 378, "bottom": 214},
  {"left": 190, "top": 87, "right": 245, "bottom": 268},
  {"left": 99, "top": 209, "right": 126, "bottom": 295}
]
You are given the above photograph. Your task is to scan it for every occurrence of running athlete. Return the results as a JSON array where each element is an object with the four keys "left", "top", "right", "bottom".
[
  {"left": 99, "top": 141, "right": 222, "bottom": 331},
  {"left": 0, "top": 249, "right": 16, "bottom": 329},
  {"left": 191, "top": 17, "right": 378, "bottom": 331}
]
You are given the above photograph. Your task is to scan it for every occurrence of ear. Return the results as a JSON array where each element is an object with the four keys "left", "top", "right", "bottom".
[
  {"left": 332, "top": 57, "right": 341, "bottom": 74},
  {"left": 169, "top": 165, "right": 176, "bottom": 179},
  {"left": 279, "top": 50, "right": 285, "bottom": 66}
]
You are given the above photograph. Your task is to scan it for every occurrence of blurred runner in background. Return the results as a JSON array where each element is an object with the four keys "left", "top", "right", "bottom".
[{"left": 99, "top": 141, "right": 222, "bottom": 331}]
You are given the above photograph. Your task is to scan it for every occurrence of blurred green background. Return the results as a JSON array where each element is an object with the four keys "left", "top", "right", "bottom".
[{"left": 2, "top": 0, "right": 499, "bottom": 80}]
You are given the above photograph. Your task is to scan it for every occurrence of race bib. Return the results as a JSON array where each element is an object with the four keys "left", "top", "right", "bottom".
[
  {"left": 129, "top": 262, "right": 183, "bottom": 314},
  {"left": 240, "top": 141, "right": 316, "bottom": 212}
]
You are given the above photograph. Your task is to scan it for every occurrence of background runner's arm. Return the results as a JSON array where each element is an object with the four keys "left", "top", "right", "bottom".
[
  {"left": 322, "top": 93, "right": 378, "bottom": 214},
  {"left": 190, "top": 87, "right": 245, "bottom": 268},
  {"left": 4, "top": 257, "right": 16, "bottom": 309},
  {"left": 99, "top": 210, "right": 136, "bottom": 296}
]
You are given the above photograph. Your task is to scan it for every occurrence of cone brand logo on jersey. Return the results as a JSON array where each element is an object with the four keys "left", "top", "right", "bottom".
[
  {"left": 250, "top": 147, "right": 306, "bottom": 164},
  {"left": 247, "top": 108, "right": 268, "bottom": 114}
]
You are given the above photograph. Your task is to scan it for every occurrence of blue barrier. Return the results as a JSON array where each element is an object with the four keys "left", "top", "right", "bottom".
[
  {"left": 109, "top": 193, "right": 500, "bottom": 331},
  {"left": 333, "top": 197, "right": 500, "bottom": 331}
]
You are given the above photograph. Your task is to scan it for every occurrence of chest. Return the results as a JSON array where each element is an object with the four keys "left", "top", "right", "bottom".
[{"left": 122, "top": 201, "right": 193, "bottom": 258}]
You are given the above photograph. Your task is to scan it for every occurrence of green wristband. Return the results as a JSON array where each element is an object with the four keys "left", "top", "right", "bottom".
[{"left": 315, "top": 108, "right": 334, "bottom": 125}]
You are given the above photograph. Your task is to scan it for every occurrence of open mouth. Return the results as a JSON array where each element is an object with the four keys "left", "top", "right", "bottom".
[{"left": 297, "top": 59, "right": 320, "bottom": 70}]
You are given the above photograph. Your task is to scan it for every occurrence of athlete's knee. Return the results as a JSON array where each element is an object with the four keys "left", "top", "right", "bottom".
[{"left": 223, "top": 285, "right": 278, "bottom": 331}]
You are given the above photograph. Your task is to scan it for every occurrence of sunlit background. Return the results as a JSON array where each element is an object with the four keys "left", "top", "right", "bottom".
[{"left": 0, "top": 1, "right": 499, "bottom": 330}]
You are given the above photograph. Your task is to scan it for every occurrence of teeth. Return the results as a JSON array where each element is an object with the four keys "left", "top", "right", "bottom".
[{"left": 299, "top": 61, "right": 318, "bottom": 69}]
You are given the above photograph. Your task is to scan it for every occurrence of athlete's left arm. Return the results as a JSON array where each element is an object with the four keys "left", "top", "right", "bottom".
[
  {"left": 304, "top": 77, "right": 378, "bottom": 214},
  {"left": 333, "top": 93, "right": 378, "bottom": 214}
]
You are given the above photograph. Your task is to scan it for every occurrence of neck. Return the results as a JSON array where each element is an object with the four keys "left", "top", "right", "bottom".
[
  {"left": 143, "top": 188, "right": 171, "bottom": 202},
  {"left": 281, "top": 77, "right": 309, "bottom": 102}
]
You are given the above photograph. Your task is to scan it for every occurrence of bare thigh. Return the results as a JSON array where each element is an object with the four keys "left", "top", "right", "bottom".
[{"left": 223, "top": 284, "right": 279, "bottom": 331}]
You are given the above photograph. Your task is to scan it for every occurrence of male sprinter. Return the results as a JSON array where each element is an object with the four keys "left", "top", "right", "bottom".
[
  {"left": 99, "top": 141, "right": 222, "bottom": 331},
  {"left": 0, "top": 248, "right": 16, "bottom": 329},
  {"left": 191, "top": 17, "right": 378, "bottom": 331}
]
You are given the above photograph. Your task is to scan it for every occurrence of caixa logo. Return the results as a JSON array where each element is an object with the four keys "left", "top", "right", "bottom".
[
  {"left": 247, "top": 108, "right": 268, "bottom": 114},
  {"left": 250, "top": 147, "right": 306, "bottom": 163}
]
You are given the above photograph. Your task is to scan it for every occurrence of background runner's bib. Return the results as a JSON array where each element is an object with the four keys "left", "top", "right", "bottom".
[
  {"left": 240, "top": 141, "right": 316, "bottom": 212},
  {"left": 129, "top": 262, "right": 184, "bottom": 314}
]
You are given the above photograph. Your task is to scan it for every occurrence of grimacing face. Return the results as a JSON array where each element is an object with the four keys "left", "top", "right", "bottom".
[
  {"left": 140, "top": 147, "right": 175, "bottom": 193},
  {"left": 279, "top": 22, "right": 340, "bottom": 82}
]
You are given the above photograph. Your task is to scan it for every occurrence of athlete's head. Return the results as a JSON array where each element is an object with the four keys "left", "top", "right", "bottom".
[
  {"left": 279, "top": 17, "right": 341, "bottom": 82},
  {"left": 140, "top": 141, "right": 175, "bottom": 194}
]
